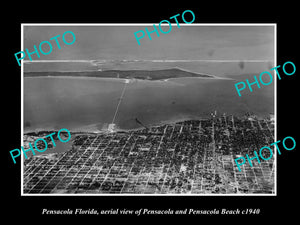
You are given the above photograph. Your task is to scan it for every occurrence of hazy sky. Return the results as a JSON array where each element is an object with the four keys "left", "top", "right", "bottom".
[{"left": 23, "top": 25, "right": 275, "bottom": 61}]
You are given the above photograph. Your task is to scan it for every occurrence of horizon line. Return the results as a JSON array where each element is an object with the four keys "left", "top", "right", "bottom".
[{"left": 23, "top": 59, "right": 273, "bottom": 63}]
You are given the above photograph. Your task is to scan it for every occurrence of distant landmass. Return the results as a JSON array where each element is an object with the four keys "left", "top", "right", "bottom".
[{"left": 24, "top": 68, "right": 215, "bottom": 80}]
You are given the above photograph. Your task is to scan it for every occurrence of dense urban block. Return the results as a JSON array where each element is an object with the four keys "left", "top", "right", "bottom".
[{"left": 23, "top": 113, "right": 275, "bottom": 194}]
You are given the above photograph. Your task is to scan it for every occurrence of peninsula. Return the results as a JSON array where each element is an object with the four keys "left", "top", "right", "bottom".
[{"left": 24, "top": 68, "right": 214, "bottom": 81}]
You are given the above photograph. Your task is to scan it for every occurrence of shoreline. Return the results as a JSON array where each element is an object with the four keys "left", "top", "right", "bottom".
[
  {"left": 24, "top": 75, "right": 233, "bottom": 84},
  {"left": 23, "top": 112, "right": 272, "bottom": 136},
  {"left": 23, "top": 115, "right": 215, "bottom": 136},
  {"left": 23, "top": 116, "right": 207, "bottom": 135},
  {"left": 24, "top": 76, "right": 132, "bottom": 82}
]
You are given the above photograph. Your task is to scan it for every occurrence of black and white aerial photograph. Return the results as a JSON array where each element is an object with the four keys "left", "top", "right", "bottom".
[{"left": 22, "top": 24, "right": 276, "bottom": 195}]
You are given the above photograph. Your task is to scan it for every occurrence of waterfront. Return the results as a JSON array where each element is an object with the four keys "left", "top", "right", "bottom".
[{"left": 23, "top": 61, "right": 275, "bottom": 194}]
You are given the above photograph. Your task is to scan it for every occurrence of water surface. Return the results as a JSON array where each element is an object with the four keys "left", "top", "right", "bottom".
[{"left": 24, "top": 74, "right": 274, "bottom": 132}]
